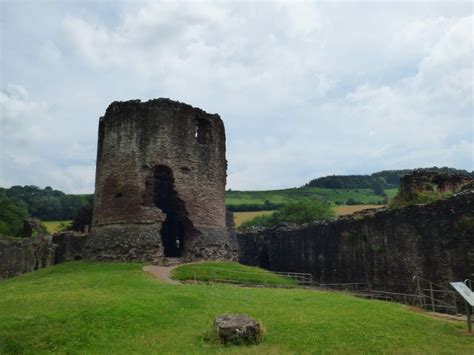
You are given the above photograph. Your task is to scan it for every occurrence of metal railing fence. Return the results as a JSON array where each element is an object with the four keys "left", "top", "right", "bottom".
[
  {"left": 183, "top": 267, "right": 469, "bottom": 315},
  {"left": 412, "top": 276, "right": 459, "bottom": 314},
  {"left": 188, "top": 266, "right": 313, "bottom": 288}
]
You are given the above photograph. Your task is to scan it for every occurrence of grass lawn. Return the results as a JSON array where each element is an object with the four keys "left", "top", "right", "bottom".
[
  {"left": 171, "top": 261, "right": 298, "bottom": 287},
  {"left": 385, "top": 188, "right": 399, "bottom": 200},
  {"left": 0, "top": 262, "right": 472, "bottom": 353},
  {"left": 42, "top": 220, "right": 71, "bottom": 233}
]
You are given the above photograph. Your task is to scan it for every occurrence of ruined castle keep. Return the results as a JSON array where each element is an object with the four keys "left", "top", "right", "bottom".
[{"left": 85, "top": 98, "right": 238, "bottom": 261}]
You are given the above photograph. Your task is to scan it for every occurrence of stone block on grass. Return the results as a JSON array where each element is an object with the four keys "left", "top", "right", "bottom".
[{"left": 214, "top": 314, "right": 261, "bottom": 345}]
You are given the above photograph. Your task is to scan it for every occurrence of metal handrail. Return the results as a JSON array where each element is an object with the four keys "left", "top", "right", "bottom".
[
  {"left": 190, "top": 266, "right": 311, "bottom": 278},
  {"left": 190, "top": 267, "right": 313, "bottom": 287},
  {"left": 413, "top": 276, "right": 454, "bottom": 291},
  {"left": 413, "top": 275, "right": 459, "bottom": 314},
  {"left": 320, "top": 282, "right": 371, "bottom": 287},
  {"left": 371, "top": 290, "right": 420, "bottom": 298}
]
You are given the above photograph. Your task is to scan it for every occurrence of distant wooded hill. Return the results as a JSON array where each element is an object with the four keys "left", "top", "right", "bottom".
[
  {"left": 304, "top": 167, "right": 474, "bottom": 189},
  {"left": 226, "top": 167, "right": 473, "bottom": 211},
  {"left": 0, "top": 186, "right": 92, "bottom": 236}
]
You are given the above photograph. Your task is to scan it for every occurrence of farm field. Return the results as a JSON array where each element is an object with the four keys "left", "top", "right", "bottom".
[
  {"left": 0, "top": 262, "right": 471, "bottom": 354},
  {"left": 233, "top": 205, "right": 386, "bottom": 226},
  {"left": 334, "top": 204, "right": 386, "bottom": 216},
  {"left": 226, "top": 187, "right": 397, "bottom": 207},
  {"left": 233, "top": 211, "right": 275, "bottom": 226},
  {"left": 42, "top": 220, "right": 71, "bottom": 233}
]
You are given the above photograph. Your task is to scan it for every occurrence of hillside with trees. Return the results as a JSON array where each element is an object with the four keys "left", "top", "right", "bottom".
[
  {"left": 1, "top": 167, "right": 471, "bottom": 227},
  {"left": 305, "top": 167, "right": 473, "bottom": 189},
  {"left": 4, "top": 186, "right": 92, "bottom": 221}
]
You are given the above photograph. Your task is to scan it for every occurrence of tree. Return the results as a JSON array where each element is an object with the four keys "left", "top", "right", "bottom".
[
  {"left": 4, "top": 185, "right": 92, "bottom": 221},
  {"left": 371, "top": 181, "right": 386, "bottom": 196},
  {"left": 239, "top": 198, "right": 334, "bottom": 229},
  {"left": 69, "top": 202, "right": 93, "bottom": 232},
  {"left": 0, "top": 189, "right": 28, "bottom": 237}
]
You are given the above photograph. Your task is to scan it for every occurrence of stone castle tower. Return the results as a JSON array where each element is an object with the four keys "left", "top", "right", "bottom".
[{"left": 85, "top": 98, "right": 238, "bottom": 262}]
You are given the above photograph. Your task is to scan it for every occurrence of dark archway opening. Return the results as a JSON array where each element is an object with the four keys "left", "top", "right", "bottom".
[{"left": 153, "top": 165, "right": 192, "bottom": 257}]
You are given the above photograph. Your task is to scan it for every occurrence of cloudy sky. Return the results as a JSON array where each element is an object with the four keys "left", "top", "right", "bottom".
[{"left": 1, "top": 1, "right": 472, "bottom": 193}]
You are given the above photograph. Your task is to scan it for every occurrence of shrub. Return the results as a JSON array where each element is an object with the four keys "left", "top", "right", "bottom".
[
  {"left": 226, "top": 202, "right": 283, "bottom": 212},
  {"left": 239, "top": 198, "right": 334, "bottom": 230},
  {"left": 69, "top": 202, "right": 93, "bottom": 232},
  {"left": 389, "top": 191, "right": 450, "bottom": 209},
  {"left": 345, "top": 198, "right": 361, "bottom": 205}
]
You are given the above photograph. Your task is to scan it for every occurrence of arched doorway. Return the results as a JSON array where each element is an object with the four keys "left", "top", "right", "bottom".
[{"left": 153, "top": 165, "right": 192, "bottom": 257}]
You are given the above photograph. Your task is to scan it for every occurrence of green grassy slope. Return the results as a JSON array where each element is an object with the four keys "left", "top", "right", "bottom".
[
  {"left": 171, "top": 262, "right": 297, "bottom": 286},
  {"left": 0, "top": 262, "right": 471, "bottom": 354},
  {"left": 226, "top": 187, "right": 397, "bottom": 207}
]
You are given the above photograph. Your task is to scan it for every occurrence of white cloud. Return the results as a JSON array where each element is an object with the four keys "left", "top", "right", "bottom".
[
  {"left": 38, "top": 40, "right": 63, "bottom": 63},
  {"left": 1, "top": 1, "right": 472, "bottom": 192},
  {"left": 62, "top": 1, "right": 330, "bottom": 109},
  {"left": 0, "top": 84, "right": 96, "bottom": 193},
  {"left": 0, "top": 84, "right": 49, "bottom": 143},
  {"left": 414, "top": 16, "right": 473, "bottom": 105},
  {"left": 387, "top": 17, "right": 456, "bottom": 63}
]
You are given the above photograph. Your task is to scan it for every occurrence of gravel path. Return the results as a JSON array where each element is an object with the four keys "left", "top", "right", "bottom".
[{"left": 143, "top": 265, "right": 181, "bottom": 285}]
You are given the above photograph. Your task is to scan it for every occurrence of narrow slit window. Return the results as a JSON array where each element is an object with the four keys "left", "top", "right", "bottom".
[{"left": 195, "top": 117, "right": 212, "bottom": 144}]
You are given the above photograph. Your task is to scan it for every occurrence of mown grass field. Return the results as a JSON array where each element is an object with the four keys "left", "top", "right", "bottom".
[
  {"left": 171, "top": 261, "right": 297, "bottom": 286},
  {"left": 226, "top": 187, "right": 397, "bottom": 207},
  {"left": 42, "top": 220, "right": 71, "bottom": 233},
  {"left": 0, "top": 262, "right": 471, "bottom": 354}
]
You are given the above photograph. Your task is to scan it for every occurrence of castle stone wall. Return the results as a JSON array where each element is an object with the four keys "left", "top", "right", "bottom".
[
  {"left": 238, "top": 191, "right": 474, "bottom": 292},
  {"left": 0, "top": 235, "right": 56, "bottom": 279}
]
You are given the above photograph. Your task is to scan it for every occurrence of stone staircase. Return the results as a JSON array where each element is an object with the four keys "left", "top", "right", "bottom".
[{"left": 161, "top": 257, "right": 182, "bottom": 267}]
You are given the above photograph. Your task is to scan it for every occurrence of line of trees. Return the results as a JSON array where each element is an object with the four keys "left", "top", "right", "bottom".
[
  {"left": 227, "top": 200, "right": 284, "bottom": 212},
  {"left": 3, "top": 186, "right": 92, "bottom": 221},
  {"left": 0, "top": 186, "right": 94, "bottom": 236}
]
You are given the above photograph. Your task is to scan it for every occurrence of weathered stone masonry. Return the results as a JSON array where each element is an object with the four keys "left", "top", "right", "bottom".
[
  {"left": 0, "top": 235, "right": 56, "bottom": 279},
  {"left": 238, "top": 191, "right": 474, "bottom": 292},
  {"left": 398, "top": 170, "right": 471, "bottom": 201},
  {"left": 86, "top": 98, "right": 238, "bottom": 262}
]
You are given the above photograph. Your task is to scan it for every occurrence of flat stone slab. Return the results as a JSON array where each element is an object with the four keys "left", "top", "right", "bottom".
[{"left": 214, "top": 314, "right": 261, "bottom": 345}]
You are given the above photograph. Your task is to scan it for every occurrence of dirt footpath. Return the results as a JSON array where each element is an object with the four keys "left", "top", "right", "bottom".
[{"left": 143, "top": 265, "right": 181, "bottom": 285}]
